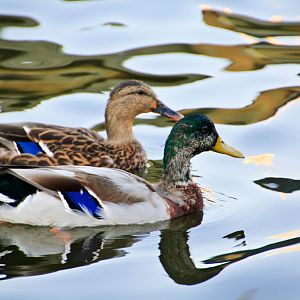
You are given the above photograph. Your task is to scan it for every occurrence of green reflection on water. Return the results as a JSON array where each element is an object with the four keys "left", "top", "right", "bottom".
[
  {"left": 0, "top": 14, "right": 38, "bottom": 31},
  {"left": 146, "top": 160, "right": 163, "bottom": 183},
  {"left": 120, "top": 42, "right": 300, "bottom": 72},
  {"left": 0, "top": 14, "right": 209, "bottom": 111},
  {"left": 1, "top": 12, "right": 300, "bottom": 113},
  {"left": 202, "top": 9, "right": 300, "bottom": 38}
]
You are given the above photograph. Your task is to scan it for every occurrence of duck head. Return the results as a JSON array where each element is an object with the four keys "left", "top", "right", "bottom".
[
  {"left": 105, "top": 80, "right": 182, "bottom": 142},
  {"left": 107, "top": 80, "right": 182, "bottom": 120},
  {"left": 163, "top": 114, "right": 243, "bottom": 185}
]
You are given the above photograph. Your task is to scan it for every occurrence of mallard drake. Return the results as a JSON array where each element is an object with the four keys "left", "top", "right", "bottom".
[
  {"left": 0, "top": 114, "right": 243, "bottom": 227},
  {"left": 0, "top": 80, "right": 182, "bottom": 174}
]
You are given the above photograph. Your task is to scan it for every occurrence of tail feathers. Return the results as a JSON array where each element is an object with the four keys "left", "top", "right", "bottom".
[
  {"left": 0, "top": 193, "right": 17, "bottom": 204},
  {"left": 0, "top": 173, "right": 38, "bottom": 207}
]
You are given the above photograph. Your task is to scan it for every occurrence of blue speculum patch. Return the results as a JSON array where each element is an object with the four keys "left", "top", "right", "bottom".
[
  {"left": 16, "top": 141, "right": 44, "bottom": 155},
  {"left": 62, "top": 189, "right": 102, "bottom": 219}
]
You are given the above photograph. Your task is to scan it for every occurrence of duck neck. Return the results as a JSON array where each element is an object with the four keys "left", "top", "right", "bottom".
[
  {"left": 105, "top": 116, "right": 134, "bottom": 143},
  {"left": 163, "top": 148, "right": 194, "bottom": 186},
  {"left": 105, "top": 101, "right": 136, "bottom": 142}
]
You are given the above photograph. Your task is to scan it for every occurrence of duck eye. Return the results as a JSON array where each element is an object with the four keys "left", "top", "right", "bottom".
[
  {"left": 136, "top": 90, "right": 146, "bottom": 95},
  {"left": 201, "top": 125, "right": 209, "bottom": 134}
]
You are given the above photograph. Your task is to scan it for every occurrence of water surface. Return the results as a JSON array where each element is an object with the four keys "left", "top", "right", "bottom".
[{"left": 0, "top": 0, "right": 299, "bottom": 299}]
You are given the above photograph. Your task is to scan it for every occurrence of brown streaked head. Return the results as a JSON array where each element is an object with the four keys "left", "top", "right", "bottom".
[{"left": 107, "top": 80, "right": 182, "bottom": 121}]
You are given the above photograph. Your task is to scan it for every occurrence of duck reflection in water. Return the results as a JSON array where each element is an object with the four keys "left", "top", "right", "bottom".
[
  {"left": 1, "top": 212, "right": 299, "bottom": 285},
  {"left": 0, "top": 213, "right": 203, "bottom": 281}
]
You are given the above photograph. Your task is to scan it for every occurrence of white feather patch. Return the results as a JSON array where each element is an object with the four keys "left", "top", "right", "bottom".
[
  {"left": 12, "top": 141, "right": 21, "bottom": 155},
  {"left": 39, "top": 141, "right": 53, "bottom": 157},
  {"left": 22, "top": 125, "right": 32, "bottom": 136},
  {"left": 0, "top": 193, "right": 17, "bottom": 204}
]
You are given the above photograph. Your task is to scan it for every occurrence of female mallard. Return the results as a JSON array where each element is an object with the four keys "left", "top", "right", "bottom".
[
  {"left": 0, "top": 114, "right": 243, "bottom": 227},
  {"left": 0, "top": 80, "right": 181, "bottom": 174}
]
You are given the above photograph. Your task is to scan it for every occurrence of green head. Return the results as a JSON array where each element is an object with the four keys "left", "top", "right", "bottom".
[{"left": 163, "top": 114, "right": 243, "bottom": 184}]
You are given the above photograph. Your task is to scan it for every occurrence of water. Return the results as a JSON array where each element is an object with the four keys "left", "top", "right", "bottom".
[{"left": 0, "top": 0, "right": 299, "bottom": 299}]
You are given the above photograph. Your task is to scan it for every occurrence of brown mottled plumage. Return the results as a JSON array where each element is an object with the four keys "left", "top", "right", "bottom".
[{"left": 0, "top": 80, "right": 182, "bottom": 174}]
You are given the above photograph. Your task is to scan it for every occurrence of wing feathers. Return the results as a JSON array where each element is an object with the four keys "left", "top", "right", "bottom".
[
  {"left": 0, "top": 123, "right": 29, "bottom": 141},
  {"left": 0, "top": 123, "right": 112, "bottom": 167},
  {"left": 71, "top": 167, "right": 155, "bottom": 204},
  {"left": 6, "top": 166, "right": 156, "bottom": 206}
]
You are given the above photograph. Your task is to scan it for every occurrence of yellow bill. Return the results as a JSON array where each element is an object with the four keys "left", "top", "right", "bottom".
[{"left": 212, "top": 136, "right": 244, "bottom": 158}]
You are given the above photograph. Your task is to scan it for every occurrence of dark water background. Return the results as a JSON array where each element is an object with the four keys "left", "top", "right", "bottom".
[{"left": 0, "top": 0, "right": 299, "bottom": 299}]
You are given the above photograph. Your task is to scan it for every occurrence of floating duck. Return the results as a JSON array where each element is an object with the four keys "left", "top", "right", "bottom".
[
  {"left": 0, "top": 80, "right": 182, "bottom": 174},
  {"left": 0, "top": 114, "right": 243, "bottom": 227}
]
